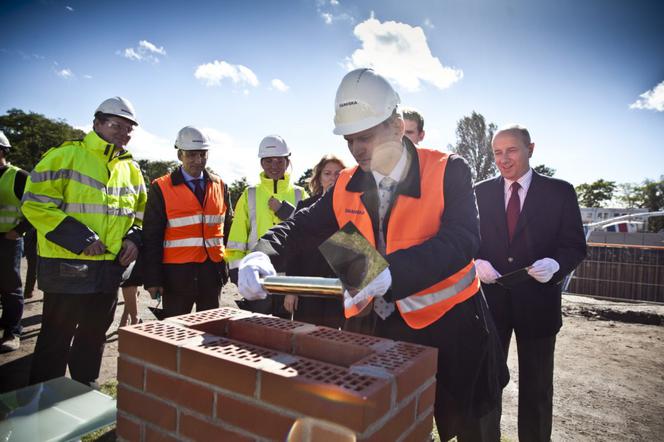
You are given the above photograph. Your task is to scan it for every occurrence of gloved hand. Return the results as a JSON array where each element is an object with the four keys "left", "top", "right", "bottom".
[
  {"left": 238, "top": 252, "right": 276, "bottom": 300},
  {"left": 475, "top": 259, "right": 502, "bottom": 284},
  {"left": 527, "top": 258, "right": 560, "bottom": 283},
  {"left": 343, "top": 267, "right": 392, "bottom": 309}
]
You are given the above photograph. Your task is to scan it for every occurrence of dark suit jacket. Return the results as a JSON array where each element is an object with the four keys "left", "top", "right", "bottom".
[{"left": 475, "top": 171, "right": 587, "bottom": 338}]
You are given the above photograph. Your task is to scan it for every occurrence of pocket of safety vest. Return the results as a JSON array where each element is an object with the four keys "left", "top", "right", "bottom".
[{"left": 59, "top": 263, "right": 89, "bottom": 278}]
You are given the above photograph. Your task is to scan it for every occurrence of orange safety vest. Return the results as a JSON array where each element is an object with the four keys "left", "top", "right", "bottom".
[
  {"left": 332, "top": 148, "right": 480, "bottom": 329},
  {"left": 155, "top": 173, "right": 227, "bottom": 264}
]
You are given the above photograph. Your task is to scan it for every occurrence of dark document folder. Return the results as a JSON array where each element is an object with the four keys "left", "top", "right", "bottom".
[{"left": 495, "top": 267, "right": 531, "bottom": 288}]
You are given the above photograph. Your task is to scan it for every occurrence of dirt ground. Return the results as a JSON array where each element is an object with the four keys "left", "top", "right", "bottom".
[{"left": 2, "top": 258, "right": 663, "bottom": 441}]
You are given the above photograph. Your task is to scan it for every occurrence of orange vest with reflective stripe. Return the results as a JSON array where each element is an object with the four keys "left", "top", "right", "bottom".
[
  {"left": 155, "top": 173, "right": 227, "bottom": 264},
  {"left": 332, "top": 148, "right": 480, "bottom": 329}
]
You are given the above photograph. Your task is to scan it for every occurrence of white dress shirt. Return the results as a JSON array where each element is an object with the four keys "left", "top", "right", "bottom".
[{"left": 503, "top": 168, "right": 533, "bottom": 211}]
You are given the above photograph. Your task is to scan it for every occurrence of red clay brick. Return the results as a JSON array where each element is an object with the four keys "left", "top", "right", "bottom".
[
  {"left": 363, "top": 397, "right": 417, "bottom": 442},
  {"left": 417, "top": 380, "right": 436, "bottom": 417},
  {"left": 226, "top": 314, "right": 309, "bottom": 352},
  {"left": 402, "top": 411, "right": 434, "bottom": 442},
  {"left": 145, "top": 425, "right": 180, "bottom": 442},
  {"left": 146, "top": 369, "right": 214, "bottom": 416},
  {"left": 116, "top": 412, "right": 141, "bottom": 441},
  {"left": 260, "top": 357, "right": 391, "bottom": 433},
  {"left": 166, "top": 307, "right": 251, "bottom": 336},
  {"left": 117, "top": 384, "right": 177, "bottom": 432},
  {"left": 180, "top": 412, "right": 253, "bottom": 442},
  {"left": 179, "top": 336, "right": 273, "bottom": 396},
  {"left": 293, "top": 327, "right": 382, "bottom": 367},
  {"left": 118, "top": 322, "right": 205, "bottom": 371},
  {"left": 355, "top": 341, "right": 437, "bottom": 402},
  {"left": 216, "top": 392, "right": 296, "bottom": 440},
  {"left": 117, "top": 356, "right": 145, "bottom": 390}
]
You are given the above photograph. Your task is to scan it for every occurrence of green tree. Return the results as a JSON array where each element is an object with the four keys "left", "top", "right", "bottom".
[
  {"left": 575, "top": 179, "right": 616, "bottom": 208},
  {"left": 0, "top": 108, "right": 85, "bottom": 171},
  {"left": 137, "top": 159, "right": 178, "bottom": 183},
  {"left": 616, "top": 182, "right": 640, "bottom": 208},
  {"left": 534, "top": 164, "right": 556, "bottom": 177},
  {"left": 296, "top": 168, "right": 313, "bottom": 190},
  {"left": 634, "top": 177, "right": 664, "bottom": 232},
  {"left": 451, "top": 111, "right": 497, "bottom": 182},
  {"left": 228, "top": 177, "right": 249, "bottom": 210}
]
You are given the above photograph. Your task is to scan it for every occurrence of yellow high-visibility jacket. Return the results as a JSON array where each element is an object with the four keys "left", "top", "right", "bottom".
[
  {"left": 226, "top": 172, "right": 306, "bottom": 269},
  {"left": 0, "top": 164, "right": 23, "bottom": 233},
  {"left": 21, "top": 131, "right": 147, "bottom": 293}
]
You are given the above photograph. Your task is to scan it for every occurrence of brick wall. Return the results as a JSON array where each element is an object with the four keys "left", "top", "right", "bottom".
[{"left": 117, "top": 307, "right": 437, "bottom": 441}]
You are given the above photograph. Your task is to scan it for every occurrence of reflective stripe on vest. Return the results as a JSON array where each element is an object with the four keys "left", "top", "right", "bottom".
[
  {"left": 156, "top": 174, "right": 226, "bottom": 264},
  {"left": 247, "top": 186, "right": 258, "bottom": 249},
  {"left": 332, "top": 148, "right": 480, "bottom": 329}
]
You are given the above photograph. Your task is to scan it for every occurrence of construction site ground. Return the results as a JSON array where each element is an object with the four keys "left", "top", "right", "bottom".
[{"left": 1, "top": 258, "right": 663, "bottom": 441}]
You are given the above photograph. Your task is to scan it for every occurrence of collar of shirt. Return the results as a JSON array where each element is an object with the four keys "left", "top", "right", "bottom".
[
  {"left": 503, "top": 167, "right": 533, "bottom": 209},
  {"left": 180, "top": 166, "right": 204, "bottom": 191},
  {"left": 372, "top": 142, "right": 409, "bottom": 188}
]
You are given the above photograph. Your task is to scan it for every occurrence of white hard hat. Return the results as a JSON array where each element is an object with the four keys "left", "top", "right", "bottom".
[
  {"left": 333, "top": 68, "right": 401, "bottom": 136},
  {"left": 258, "top": 135, "right": 290, "bottom": 158},
  {"left": 0, "top": 131, "right": 10, "bottom": 149},
  {"left": 95, "top": 96, "right": 138, "bottom": 125},
  {"left": 175, "top": 126, "right": 211, "bottom": 150}
]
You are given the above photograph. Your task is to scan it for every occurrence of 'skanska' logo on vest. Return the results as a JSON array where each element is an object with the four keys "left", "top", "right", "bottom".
[{"left": 345, "top": 208, "right": 365, "bottom": 215}]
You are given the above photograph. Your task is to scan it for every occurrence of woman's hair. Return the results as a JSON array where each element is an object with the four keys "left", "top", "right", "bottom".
[{"left": 309, "top": 154, "right": 346, "bottom": 195}]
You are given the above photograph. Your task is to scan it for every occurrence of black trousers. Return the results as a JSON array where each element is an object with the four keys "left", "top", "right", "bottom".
[
  {"left": 162, "top": 260, "right": 222, "bottom": 318},
  {"left": 345, "top": 293, "right": 508, "bottom": 442},
  {"left": 29, "top": 291, "right": 117, "bottom": 385},
  {"left": 0, "top": 237, "right": 24, "bottom": 338},
  {"left": 494, "top": 329, "right": 556, "bottom": 442}
]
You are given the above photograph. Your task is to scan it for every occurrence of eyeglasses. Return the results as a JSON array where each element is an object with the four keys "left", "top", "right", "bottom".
[
  {"left": 105, "top": 120, "right": 135, "bottom": 134},
  {"left": 182, "top": 150, "right": 208, "bottom": 159}
]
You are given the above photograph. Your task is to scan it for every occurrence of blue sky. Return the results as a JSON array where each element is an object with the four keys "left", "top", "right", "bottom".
[{"left": 1, "top": 0, "right": 662, "bottom": 189}]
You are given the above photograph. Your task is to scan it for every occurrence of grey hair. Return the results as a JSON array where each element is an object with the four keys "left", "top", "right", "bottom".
[{"left": 493, "top": 124, "right": 532, "bottom": 146}]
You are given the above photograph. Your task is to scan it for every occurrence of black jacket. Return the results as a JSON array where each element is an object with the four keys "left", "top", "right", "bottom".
[
  {"left": 256, "top": 139, "right": 480, "bottom": 303},
  {"left": 142, "top": 167, "right": 233, "bottom": 290},
  {"left": 475, "top": 171, "right": 587, "bottom": 337}
]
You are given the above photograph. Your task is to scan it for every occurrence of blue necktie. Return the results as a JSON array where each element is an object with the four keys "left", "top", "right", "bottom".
[{"left": 193, "top": 179, "right": 205, "bottom": 205}]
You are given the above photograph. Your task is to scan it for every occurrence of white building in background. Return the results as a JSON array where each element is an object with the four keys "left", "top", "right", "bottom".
[{"left": 580, "top": 207, "right": 649, "bottom": 231}]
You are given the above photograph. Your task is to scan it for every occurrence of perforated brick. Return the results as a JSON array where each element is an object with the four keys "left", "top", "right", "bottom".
[
  {"left": 180, "top": 336, "right": 291, "bottom": 396},
  {"left": 167, "top": 307, "right": 251, "bottom": 335},
  {"left": 294, "top": 327, "right": 384, "bottom": 367},
  {"left": 260, "top": 357, "right": 391, "bottom": 432},
  {"left": 118, "top": 322, "right": 205, "bottom": 371},
  {"left": 354, "top": 342, "right": 437, "bottom": 402},
  {"left": 227, "top": 314, "right": 311, "bottom": 352}
]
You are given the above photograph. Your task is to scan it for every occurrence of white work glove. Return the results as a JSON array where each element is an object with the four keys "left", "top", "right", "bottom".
[
  {"left": 475, "top": 259, "right": 502, "bottom": 284},
  {"left": 527, "top": 258, "right": 560, "bottom": 283},
  {"left": 238, "top": 252, "right": 276, "bottom": 300},
  {"left": 343, "top": 268, "right": 392, "bottom": 309}
]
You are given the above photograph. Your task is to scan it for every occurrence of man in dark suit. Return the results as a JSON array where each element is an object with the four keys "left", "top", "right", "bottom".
[{"left": 474, "top": 125, "right": 586, "bottom": 441}]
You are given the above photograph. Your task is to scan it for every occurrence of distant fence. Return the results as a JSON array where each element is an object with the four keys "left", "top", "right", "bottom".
[{"left": 567, "top": 243, "right": 664, "bottom": 303}]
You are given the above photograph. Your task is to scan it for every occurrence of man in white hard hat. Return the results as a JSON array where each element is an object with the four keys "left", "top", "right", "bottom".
[
  {"left": 237, "top": 68, "right": 508, "bottom": 440},
  {"left": 0, "top": 131, "right": 31, "bottom": 352},
  {"left": 23, "top": 97, "right": 147, "bottom": 386},
  {"left": 143, "top": 126, "right": 233, "bottom": 318}
]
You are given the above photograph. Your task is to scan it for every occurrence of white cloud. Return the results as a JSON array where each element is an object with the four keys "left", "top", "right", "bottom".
[
  {"left": 194, "top": 60, "right": 260, "bottom": 89},
  {"left": 345, "top": 15, "right": 463, "bottom": 92},
  {"left": 120, "top": 40, "right": 166, "bottom": 63},
  {"left": 316, "top": 0, "right": 354, "bottom": 25},
  {"left": 139, "top": 40, "right": 166, "bottom": 56},
  {"left": 65, "top": 6, "right": 74, "bottom": 12},
  {"left": 56, "top": 68, "right": 73, "bottom": 79},
  {"left": 271, "top": 78, "right": 290, "bottom": 92},
  {"left": 83, "top": 74, "right": 93, "bottom": 79},
  {"left": 423, "top": 18, "right": 435, "bottom": 29},
  {"left": 629, "top": 81, "right": 664, "bottom": 112}
]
